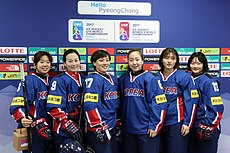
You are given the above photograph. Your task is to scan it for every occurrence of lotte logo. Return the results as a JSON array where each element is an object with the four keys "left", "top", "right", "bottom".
[{"left": 0, "top": 47, "right": 27, "bottom": 54}]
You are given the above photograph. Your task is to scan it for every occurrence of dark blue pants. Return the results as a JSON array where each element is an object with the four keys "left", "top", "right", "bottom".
[
  {"left": 20, "top": 133, "right": 54, "bottom": 153},
  {"left": 188, "top": 128, "right": 220, "bottom": 153},
  {"left": 86, "top": 128, "right": 117, "bottom": 153},
  {"left": 160, "top": 122, "right": 188, "bottom": 153},
  {"left": 122, "top": 131, "right": 160, "bottom": 153}
]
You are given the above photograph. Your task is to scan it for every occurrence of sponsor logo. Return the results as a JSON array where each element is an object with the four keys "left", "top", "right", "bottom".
[
  {"left": 0, "top": 72, "right": 28, "bottom": 80},
  {"left": 29, "top": 56, "right": 57, "bottom": 63},
  {"left": 116, "top": 56, "right": 127, "bottom": 63},
  {"left": 179, "top": 64, "right": 187, "bottom": 70},
  {"left": 221, "top": 48, "right": 230, "bottom": 55},
  {"left": 179, "top": 56, "right": 190, "bottom": 63},
  {"left": 191, "top": 90, "right": 199, "bottom": 98},
  {"left": 28, "top": 47, "right": 57, "bottom": 55},
  {"left": 196, "top": 48, "right": 220, "bottom": 55},
  {"left": 11, "top": 97, "right": 25, "bottom": 106},
  {"left": 29, "top": 64, "right": 58, "bottom": 71},
  {"left": 47, "top": 95, "right": 62, "bottom": 105},
  {"left": 221, "top": 63, "right": 230, "bottom": 70},
  {"left": 156, "top": 94, "right": 167, "bottom": 104},
  {"left": 116, "top": 48, "right": 141, "bottom": 54},
  {"left": 206, "top": 56, "right": 220, "bottom": 62},
  {"left": 175, "top": 48, "right": 194, "bottom": 55},
  {"left": 88, "top": 48, "right": 114, "bottom": 55},
  {"left": 211, "top": 97, "right": 223, "bottom": 105},
  {"left": 116, "top": 71, "right": 126, "bottom": 78},
  {"left": 84, "top": 93, "right": 98, "bottom": 102},
  {"left": 0, "top": 56, "right": 26, "bottom": 62},
  {"left": 143, "top": 48, "right": 165, "bottom": 55},
  {"left": 0, "top": 64, "right": 27, "bottom": 72},
  {"left": 208, "top": 63, "right": 220, "bottom": 70},
  {"left": 221, "top": 56, "right": 230, "bottom": 62},
  {"left": 143, "top": 64, "right": 160, "bottom": 71},
  {"left": 221, "top": 70, "right": 230, "bottom": 77},
  {"left": 116, "top": 64, "right": 128, "bottom": 71},
  {"left": 0, "top": 47, "right": 27, "bottom": 55},
  {"left": 58, "top": 48, "right": 86, "bottom": 55},
  {"left": 144, "top": 56, "right": 159, "bottom": 62},
  {"left": 207, "top": 71, "right": 219, "bottom": 77}
]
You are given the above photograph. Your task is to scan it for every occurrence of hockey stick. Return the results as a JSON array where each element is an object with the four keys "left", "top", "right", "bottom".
[{"left": 19, "top": 63, "right": 32, "bottom": 152}]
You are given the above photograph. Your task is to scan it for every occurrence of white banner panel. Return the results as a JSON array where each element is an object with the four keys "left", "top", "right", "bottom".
[
  {"left": 68, "top": 19, "right": 160, "bottom": 43},
  {"left": 78, "top": 1, "right": 151, "bottom": 16}
]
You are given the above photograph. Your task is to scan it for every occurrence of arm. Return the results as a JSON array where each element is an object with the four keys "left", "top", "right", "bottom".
[
  {"left": 146, "top": 75, "right": 167, "bottom": 135},
  {"left": 202, "top": 79, "right": 224, "bottom": 126},
  {"left": 84, "top": 76, "right": 111, "bottom": 142},
  {"left": 180, "top": 73, "right": 198, "bottom": 128}
]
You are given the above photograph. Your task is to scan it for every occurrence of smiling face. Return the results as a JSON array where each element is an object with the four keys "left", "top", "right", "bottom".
[
  {"left": 34, "top": 55, "right": 51, "bottom": 74},
  {"left": 190, "top": 57, "right": 204, "bottom": 75},
  {"left": 93, "top": 55, "right": 110, "bottom": 74},
  {"left": 162, "top": 52, "right": 177, "bottom": 72},
  {"left": 128, "top": 51, "right": 143, "bottom": 73},
  {"left": 64, "top": 52, "right": 80, "bottom": 72}
]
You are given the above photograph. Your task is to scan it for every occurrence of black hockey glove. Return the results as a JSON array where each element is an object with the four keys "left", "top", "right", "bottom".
[
  {"left": 62, "top": 119, "right": 82, "bottom": 142},
  {"left": 115, "top": 119, "right": 122, "bottom": 142},
  {"left": 59, "top": 139, "right": 85, "bottom": 153},
  {"left": 93, "top": 122, "right": 111, "bottom": 143},
  {"left": 31, "top": 118, "right": 52, "bottom": 140},
  {"left": 196, "top": 123, "right": 216, "bottom": 141}
]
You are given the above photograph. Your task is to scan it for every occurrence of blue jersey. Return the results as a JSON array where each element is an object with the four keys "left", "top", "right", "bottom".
[
  {"left": 46, "top": 71, "right": 85, "bottom": 137},
  {"left": 157, "top": 69, "right": 198, "bottom": 127},
  {"left": 192, "top": 73, "right": 224, "bottom": 128},
  {"left": 9, "top": 73, "right": 52, "bottom": 126},
  {"left": 119, "top": 71, "right": 167, "bottom": 134},
  {"left": 83, "top": 72, "right": 120, "bottom": 130}
]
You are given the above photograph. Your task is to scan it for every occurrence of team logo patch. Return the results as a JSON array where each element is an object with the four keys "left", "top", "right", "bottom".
[
  {"left": 84, "top": 93, "right": 98, "bottom": 103},
  {"left": 156, "top": 94, "right": 167, "bottom": 104},
  {"left": 11, "top": 97, "right": 25, "bottom": 106},
  {"left": 211, "top": 97, "right": 223, "bottom": 105},
  {"left": 191, "top": 90, "right": 199, "bottom": 98},
  {"left": 47, "top": 95, "right": 62, "bottom": 105}
]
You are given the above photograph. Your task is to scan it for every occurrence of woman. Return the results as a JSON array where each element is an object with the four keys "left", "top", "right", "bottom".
[
  {"left": 119, "top": 49, "right": 167, "bottom": 153},
  {"left": 157, "top": 48, "right": 198, "bottom": 153},
  {"left": 187, "top": 52, "right": 224, "bottom": 153},
  {"left": 46, "top": 49, "right": 85, "bottom": 152},
  {"left": 9, "top": 51, "right": 54, "bottom": 153},
  {"left": 83, "top": 49, "right": 120, "bottom": 153}
]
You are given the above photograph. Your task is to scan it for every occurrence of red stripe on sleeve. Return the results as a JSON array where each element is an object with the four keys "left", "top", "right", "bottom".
[
  {"left": 12, "top": 108, "right": 25, "bottom": 122},
  {"left": 86, "top": 108, "right": 102, "bottom": 127}
]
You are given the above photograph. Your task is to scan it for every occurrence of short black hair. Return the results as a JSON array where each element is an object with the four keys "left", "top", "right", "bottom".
[
  {"left": 34, "top": 51, "right": 52, "bottom": 65},
  {"left": 158, "top": 48, "right": 179, "bottom": 72},
  {"left": 91, "top": 50, "right": 111, "bottom": 71},
  {"left": 187, "top": 52, "right": 209, "bottom": 72},
  {"left": 63, "top": 49, "right": 81, "bottom": 62}
]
